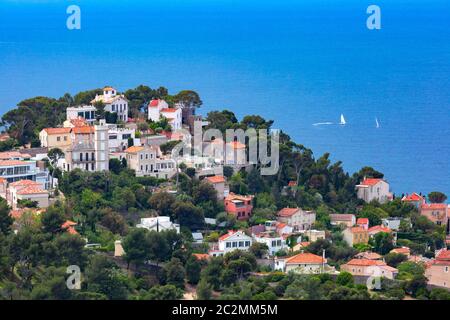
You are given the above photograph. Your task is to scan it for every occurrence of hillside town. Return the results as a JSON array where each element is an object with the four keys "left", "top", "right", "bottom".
[{"left": 0, "top": 85, "right": 449, "bottom": 300}]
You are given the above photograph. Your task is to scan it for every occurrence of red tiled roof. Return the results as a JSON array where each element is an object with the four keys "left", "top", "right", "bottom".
[
  {"left": 436, "top": 250, "right": 450, "bottom": 261},
  {"left": 125, "top": 146, "right": 144, "bottom": 153},
  {"left": 402, "top": 193, "right": 424, "bottom": 202},
  {"left": 206, "top": 175, "right": 225, "bottom": 184},
  {"left": 278, "top": 207, "right": 300, "bottom": 217},
  {"left": 72, "top": 126, "right": 95, "bottom": 134},
  {"left": 368, "top": 225, "right": 391, "bottom": 234},
  {"left": 286, "top": 252, "right": 325, "bottom": 265},
  {"left": 43, "top": 127, "right": 71, "bottom": 134},
  {"left": 0, "top": 160, "right": 29, "bottom": 166},
  {"left": 345, "top": 259, "right": 386, "bottom": 267},
  {"left": 421, "top": 203, "right": 447, "bottom": 210},
  {"left": 149, "top": 99, "right": 160, "bottom": 107},
  {"left": 16, "top": 186, "right": 48, "bottom": 195},
  {"left": 9, "top": 179, "right": 40, "bottom": 187},
  {"left": 360, "top": 178, "right": 383, "bottom": 186},
  {"left": 357, "top": 218, "right": 369, "bottom": 225},
  {"left": 288, "top": 181, "right": 297, "bottom": 187},
  {"left": 219, "top": 230, "right": 237, "bottom": 241},
  {"left": 0, "top": 151, "right": 30, "bottom": 160}
]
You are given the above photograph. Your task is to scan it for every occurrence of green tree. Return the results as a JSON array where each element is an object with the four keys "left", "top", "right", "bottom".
[
  {"left": 0, "top": 198, "right": 13, "bottom": 235},
  {"left": 41, "top": 206, "right": 65, "bottom": 234},
  {"left": 384, "top": 253, "right": 408, "bottom": 268},
  {"left": 164, "top": 258, "right": 186, "bottom": 289},
  {"left": 336, "top": 271, "right": 354, "bottom": 287},
  {"left": 143, "top": 285, "right": 183, "bottom": 300},
  {"left": 372, "top": 232, "right": 395, "bottom": 255},
  {"left": 122, "top": 228, "right": 150, "bottom": 268},
  {"left": 428, "top": 191, "right": 447, "bottom": 203},
  {"left": 186, "top": 256, "right": 202, "bottom": 284},
  {"left": 172, "top": 201, "right": 205, "bottom": 230},
  {"left": 196, "top": 278, "right": 213, "bottom": 300},
  {"left": 85, "top": 255, "right": 129, "bottom": 300},
  {"left": 148, "top": 192, "right": 176, "bottom": 217},
  {"left": 47, "top": 148, "right": 65, "bottom": 189}
]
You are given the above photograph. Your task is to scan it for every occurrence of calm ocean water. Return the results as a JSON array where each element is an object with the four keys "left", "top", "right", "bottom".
[{"left": 0, "top": 0, "right": 449, "bottom": 197}]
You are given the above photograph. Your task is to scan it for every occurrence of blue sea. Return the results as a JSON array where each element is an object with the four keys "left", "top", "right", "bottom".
[{"left": 0, "top": 0, "right": 449, "bottom": 197}]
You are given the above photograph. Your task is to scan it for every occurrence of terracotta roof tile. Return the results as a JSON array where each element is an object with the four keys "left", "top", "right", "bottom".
[
  {"left": 360, "top": 178, "right": 383, "bottom": 186},
  {"left": 125, "top": 146, "right": 144, "bottom": 153},
  {"left": 43, "top": 127, "right": 71, "bottom": 134},
  {"left": 278, "top": 208, "right": 299, "bottom": 217},
  {"left": 205, "top": 175, "right": 225, "bottom": 184},
  {"left": 286, "top": 252, "right": 325, "bottom": 264}
]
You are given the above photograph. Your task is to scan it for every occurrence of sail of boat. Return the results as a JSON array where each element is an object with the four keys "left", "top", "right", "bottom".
[
  {"left": 375, "top": 117, "right": 380, "bottom": 128},
  {"left": 340, "top": 114, "right": 346, "bottom": 125}
]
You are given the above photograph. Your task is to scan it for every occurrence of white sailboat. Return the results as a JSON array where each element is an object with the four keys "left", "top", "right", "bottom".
[
  {"left": 340, "top": 114, "right": 346, "bottom": 125},
  {"left": 375, "top": 117, "right": 380, "bottom": 128}
]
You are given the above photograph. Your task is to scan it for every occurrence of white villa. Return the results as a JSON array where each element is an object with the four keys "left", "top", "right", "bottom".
[
  {"left": 148, "top": 99, "right": 182, "bottom": 130},
  {"left": 356, "top": 178, "right": 393, "bottom": 204},
  {"left": 91, "top": 87, "right": 129, "bottom": 122},
  {"left": 136, "top": 216, "right": 180, "bottom": 233},
  {"left": 253, "top": 232, "right": 287, "bottom": 256},
  {"left": 209, "top": 230, "right": 253, "bottom": 257}
]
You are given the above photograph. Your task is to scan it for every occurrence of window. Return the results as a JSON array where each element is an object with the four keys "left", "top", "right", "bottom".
[
  {"left": 239, "top": 241, "right": 244, "bottom": 247},
  {"left": 86, "top": 153, "right": 89, "bottom": 161},
  {"left": 445, "top": 267, "right": 449, "bottom": 273},
  {"left": 57, "top": 136, "right": 61, "bottom": 141},
  {"left": 245, "top": 241, "right": 250, "bottom": 247},
  {"left": 232, "top": 242, "right": 237, "bottom": 248},
  {"left": 64, "top": 136, "right": 67, "bottom": 141},
  {"left": 80, "top": 153, "right": 83, "bottom": 161},
  {"left": 91, "top": 163, "right": 94, "bottom": 171},
  {"left": 226, "top": 242, "right": 231, "bottom": 248}
]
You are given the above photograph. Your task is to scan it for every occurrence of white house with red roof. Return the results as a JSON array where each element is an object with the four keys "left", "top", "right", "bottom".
[
  {"left": 402, "top": 192, "right": 426, "bottom": 209},
  {"left": 341, "top": 258, "right": 398, "bottom": 280},
  {"left": 425, "top": 249, "right": 450, "bottom": 289},
  {"left": 147, "top": 99, "right": 182, "bottom": 130},
  {"left": 253, "top": 231, "right": 287, "bottom": 256},
  {"left": 277, "top": 207, "right": 316, "bottom": 231},
  {"left": 209, "top": 230, "right": 253, "bottom": 257},
  {"left": 274, "top": 252, "right": 333, "bottom": 274},
  {"left": 356, "top": 178, "right": 393, "bottom": 204},
  {"left": 7, "top": 179, "right": 49, "bottom": 210},
  {"left": 204, "top": 175, "right": 228, "bottom": 200}
]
